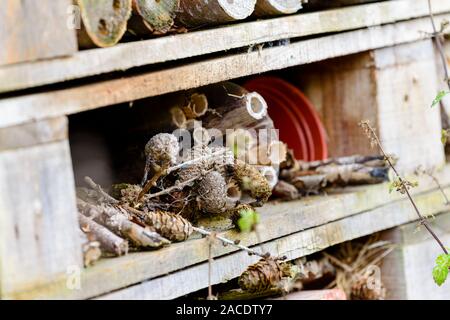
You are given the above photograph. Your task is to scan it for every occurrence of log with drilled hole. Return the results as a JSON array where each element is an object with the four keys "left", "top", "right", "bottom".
[{"left": 77, "top": 0, "right": 132, "bottom": 48}]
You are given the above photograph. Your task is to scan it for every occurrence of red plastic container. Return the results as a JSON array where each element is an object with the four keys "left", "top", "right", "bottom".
[{"left": 245, "top": 76, "right": 328, "bottom": 161}]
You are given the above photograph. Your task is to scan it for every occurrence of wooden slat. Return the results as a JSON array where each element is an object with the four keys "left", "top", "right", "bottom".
[
  {"left": 6, "top": 165, "right": 450, "bottom": 299},
  {"left": 0, "top": 0, "right": 448, "bottom": 93},
  {"left": 98, "top": 187, "right": 450, "bottom": 300},
  {"left": 1, "top": 13, "right": 449, "bottom": 130},
  {"left": 0, "top": 139, "right": 82, "bottom": 298},
  {"left": 381, "top": 213, "right": 450, "bottom": 299},
  {"left": 0, "top": 117, "right": 68, "bottom": 151},
  {"left": 0, "top": 0, "right": 77, "bottom": 66}
]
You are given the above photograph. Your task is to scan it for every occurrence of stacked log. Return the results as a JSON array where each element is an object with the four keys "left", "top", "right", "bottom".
[
  {"left": 77, "top": 0, "right": 132, "bottom": 48},
  {"left": 176, "top": 0, "right": 257, "bottom": 28},
  {"left": 128, "top": 0, "right": 180, "bottom": 35},
  {"left": 254, "top": 0, "right": 303, "bottom": 17},
  {"left": 275, "top": 152, "right": 390, "bottom": 200}
]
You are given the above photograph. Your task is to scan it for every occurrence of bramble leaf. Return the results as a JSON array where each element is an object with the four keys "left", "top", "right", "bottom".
[
  {"left": 431, "top": 91, "right": 450, "bottom": 108},
  {"left": 237, "top": 208, "right": 260, "bottom": 233},
  {"left": 432, "top": 254, "right": 450, "bottom": 286}
]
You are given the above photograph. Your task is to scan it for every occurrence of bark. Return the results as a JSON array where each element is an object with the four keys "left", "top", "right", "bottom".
[
  {"left": 77, "top": 0, "right": 132, "bottom": 48},
  {"left": 177, "top": 0, "right": 256, "bottom": 28},
  {"left": 272, "top": 180, "right": 299, "bottom": 200},
  {"left": 79, "top": 230, "right": 102, "bottom": 267},
  {"left": 79, "top": 213, "right": 129, "bottom": 256},
  {"left": 77, "top": 198, "right": 171, "bottom": 248}
]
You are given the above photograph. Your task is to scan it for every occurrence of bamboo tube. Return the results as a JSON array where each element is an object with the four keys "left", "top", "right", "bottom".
[
  {"left": 128, "top": 0, "right": 179, "bottom": 35},
  {"left": 254, "top": 0, "right": 303, "bottom": 16},
  {"left": 177, "top": 0, "right": 257, "bottom": 28},
  {"left": 77, "top": 0, "right": 132, "bottom": 48}
]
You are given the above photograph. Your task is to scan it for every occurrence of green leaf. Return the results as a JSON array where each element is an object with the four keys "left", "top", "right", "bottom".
[
  {"left": 237, "top": 208, "right": 260, "bottom": 233},
  {"left": 432, "top": 254, "right": 450, "bottom": 286},
  {"left": 431, "top": 90, "right": 450, "bottom": 108}
]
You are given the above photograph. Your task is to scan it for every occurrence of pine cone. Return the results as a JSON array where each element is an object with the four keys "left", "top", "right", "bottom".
[
  {"left": 234, "top": 160, "right": 271, "bottom": 204},
  {"left": 350, "top": 275, "right": 386, "bottom": 300},
  {"left": 238, "top": 258, "right": 291, "bottom": 292},
  {"left": 143, "top": 210, "right": 193, "bottom": 242}
]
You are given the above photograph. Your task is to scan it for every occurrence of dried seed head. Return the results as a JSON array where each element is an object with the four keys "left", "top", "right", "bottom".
[
  {"left": 145, "top": 133, "right": 180, "bottom": 167},
  {"left": 197, "top": 171, "right": 227, "bottom": 214}
]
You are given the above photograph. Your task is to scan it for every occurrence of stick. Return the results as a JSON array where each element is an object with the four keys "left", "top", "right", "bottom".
[
  {"left": 193, "top": 226, "right": 267, "bottom": 259},
  {"left": 360, "top": 121, "right": 448, "bottom": 255},
  {"left": 79, "top": 213, "right": 129, "bottom": 256},
  {"left": 77, "top": 198, "right": 170, "bottom": 248}
]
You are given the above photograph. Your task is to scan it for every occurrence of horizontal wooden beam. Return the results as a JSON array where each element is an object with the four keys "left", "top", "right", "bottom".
[
  {"left": 0, "top": 117, "right": 68, "bottom": 151},
  {"left": 0, "top": 0, "right": 447, "bottom": 93},
  {"left": 98, "top": 188, "right": 450, "bottom": 300},
  {"left": 6, "top": 165, "right": 450, "bottom": 299},
  {"left": 1, "top": 13, "right": 449, "bottom": 130}
]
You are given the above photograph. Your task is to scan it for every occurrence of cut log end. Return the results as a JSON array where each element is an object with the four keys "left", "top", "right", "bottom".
[
  {"left": 190, "top": 93, "right": 209, "bottom": 117},
  {"left": 217, "top": 0, "right": 257, "bottom": 20},
  {"left": 257, "top": 166, "right": 278, "bottom": 189},
  {"left": 245, "top": 92, "right": 268, "bottom": 120},
  {"left": 170, "top": 107, "right": 187, "bottom": 128},
  {"left": 77, "top": 0, "right": 132, "bottom": 48},
  {"left": 132, "top": 0, "right": 179, "bottom": 35},
  {"left": 254, "top": 0, "right": 303, "bottom": 16}
]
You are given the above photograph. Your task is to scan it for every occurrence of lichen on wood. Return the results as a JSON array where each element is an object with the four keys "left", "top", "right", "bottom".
[{"left": 77, "top": 0, "right": 132, "bottom": 48}]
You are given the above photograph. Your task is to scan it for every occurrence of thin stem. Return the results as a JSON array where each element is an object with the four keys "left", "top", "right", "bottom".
[
  {"left": 193, "top": 226, "right": 267, "bottom": 259},
  {"left": 207, "top": 236, "right": 214, "bottom": 300},
  {"left": 428, "top": 0, "right": 450, "bottom": 90},
  {"left": 427, "top": 172, "right": 450, "bottom": 205},
  {"left": 362, "top": 122, "right": 448, "bottom": 255}
]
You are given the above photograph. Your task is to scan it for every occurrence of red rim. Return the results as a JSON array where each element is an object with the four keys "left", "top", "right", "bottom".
[
  {"left": 245, "top": 77, "right": 328, "bottom": 160},
  {"left": 245, "top": 81, "right": 312, "bottom": 161}
]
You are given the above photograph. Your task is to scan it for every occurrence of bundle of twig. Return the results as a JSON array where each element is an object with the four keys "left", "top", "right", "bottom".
[
  {"left": 323, "top": 234, "right": 394, "bottom": 300},
  {"left": 275, "top": 151, "right": 390, "bottom": 200}
]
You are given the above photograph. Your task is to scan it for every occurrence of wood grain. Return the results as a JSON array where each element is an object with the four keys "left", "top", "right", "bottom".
[
  {"left": 0, "top": 0, "right": 77, "bottom": 66},
  {"left": 0, "top": 140, "right": 82, "bottom": 298},
  {"left": 1, "top": 13, "right": 449, "bottom": 130},
  {"left": 5, "top": 164, "right": 450, "bottom": 299},
  {"left": 1, "top": 0, "right": 449, "bottom": 93}
]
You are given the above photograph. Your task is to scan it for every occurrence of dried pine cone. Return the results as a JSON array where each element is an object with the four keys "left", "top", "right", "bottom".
[
  {"left": 238, "top": 258, "right": 291, "bottom": 292},
  {"left": 350, "top": 275, "right": 386, "bottom": 300},
  {"left": 233, "top": 160, "right": 271, "bottom": 204},
  {"left": 142, "top": 210, "right": 193, "bottom": 242}
]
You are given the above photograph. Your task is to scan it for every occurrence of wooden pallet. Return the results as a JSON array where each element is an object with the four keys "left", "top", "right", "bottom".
[{"left": 1, "top": 0, "right": 449, "bottom": 299}]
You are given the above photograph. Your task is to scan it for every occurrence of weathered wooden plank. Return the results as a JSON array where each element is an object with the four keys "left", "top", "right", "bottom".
[
  {"left": 0, "top": 0, "right": 77, "bottom": 66},
  {"left": 0, "top": 117, "right": 68, "bottom": 151},
  {"left": 98, "top": 187, "right": 450, "bottom": 300},
  {"left": 381, "top": 212, "right": 450, "bottom": 300},
  {"left": 6, "top": 164, "right": 450, "bottom": 299},
  {"left": 0, "top": 0, "right": 448, "bottom": 93},
  {"left": 1, "top": 13, "right": 449, "bottom": 130},
  {"left": 301, "top": 40, "right": 444, "bottom": 173},
  {"left": 0, "top": 139, "right": 83, "bottom": 298}
]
